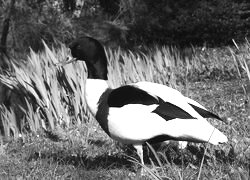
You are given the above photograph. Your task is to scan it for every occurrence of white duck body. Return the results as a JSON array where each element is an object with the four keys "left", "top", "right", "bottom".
[
  {"left": 85, "top": 79, "right": 109, "bottom": 115},
  {"left": 85, "top": 79, "right": 228, "bottom": 146}
]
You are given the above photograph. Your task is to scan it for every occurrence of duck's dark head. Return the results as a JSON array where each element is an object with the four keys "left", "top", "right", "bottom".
[{"left": 68, "top": 37, "right": 108, "bottom": 80}]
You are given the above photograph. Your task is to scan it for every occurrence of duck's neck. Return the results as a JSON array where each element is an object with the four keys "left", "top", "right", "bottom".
[
  {"left": 85, "top": 78, "right": 109, "bottom": 115},
  {"left": 85, "top": 61, "right": 108, "bottom": 80}
]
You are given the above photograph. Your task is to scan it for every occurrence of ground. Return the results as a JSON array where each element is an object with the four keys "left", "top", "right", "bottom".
[{"left": 0, "top": 79, "right": 249, "bottom": 179}]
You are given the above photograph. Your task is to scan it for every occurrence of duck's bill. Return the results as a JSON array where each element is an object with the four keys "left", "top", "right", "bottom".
[{"left": 56, "top": 56, "right": 77, "bottom": 66}]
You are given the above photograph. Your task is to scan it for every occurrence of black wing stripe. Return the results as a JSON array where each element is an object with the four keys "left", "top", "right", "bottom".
[
  {"left": 96, "top": 88, "right": 113, "bottom": 136},
  {"left": 108, "top": 85, "right": 160, "bottom": 107},
  {"left": 147, "top": 134, "right": 176, "bottom": 144},
  {"left": 189, "top": 103, "right": 225, "bottom": 122},
  {"left": 153, "top": 102, "right": 196, "bottom": 121}
]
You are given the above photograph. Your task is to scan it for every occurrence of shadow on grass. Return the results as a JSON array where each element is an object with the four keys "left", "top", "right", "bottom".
[
  {"left": 143, "top": 142, "right": 237, "bottom": 167},
  {"left": 25, "top": 140, "right": 135, "bottom": 171},
  {"left": 27, "top": 151, "right": 134, "bottom": 170},
  {"left": 25, "top": 140, "right": 241, "bottom": 171},
  {"left": 6, "top": 136, "right": 240, "bottom": 173},
  {"left": 139, "top": 142, "right": 209, "bottom": 167}
]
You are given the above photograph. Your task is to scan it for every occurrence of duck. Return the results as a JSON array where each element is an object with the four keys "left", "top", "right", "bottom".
[{"left": 66, "top": 36, "right": 228, "bottom": 166}]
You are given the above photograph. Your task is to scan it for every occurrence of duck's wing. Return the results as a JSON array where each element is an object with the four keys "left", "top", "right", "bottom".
[
  {"left": 105, "top": 83, "right": 227, "bottom": 145},
  {"left": 107, "top": 85, "right": 161, "bottom": 107},
  {"left": 132, "top": 81, "right": 224, "bottom": 121},
  {"left": 132, "top": 81, "right": 203, "bottom": 119},
  {"left": 108, "top": 84, "right": 196, "bottom": 121}
]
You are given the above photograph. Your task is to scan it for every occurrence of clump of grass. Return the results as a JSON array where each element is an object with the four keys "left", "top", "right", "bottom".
[
  {"left": 231, "top": 39, "right": 250, "bottom": 102},
  {"left": 0, "top": 106, "right": 19, "bottom": 139},
  {"left": 0, "top": 41, "right": 89, "bottom": 138}
]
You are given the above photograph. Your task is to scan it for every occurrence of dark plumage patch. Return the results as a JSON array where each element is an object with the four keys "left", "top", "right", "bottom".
[
  {"left": 96, "top": 88, "right": 113, "bottom": 136},
  {"left": 108, "top": 85, "right": 195, "bottom": 121},
  {"left": 147, "top": 134, "right": 176, "bottom": 144},
  {"left": 152, "top": 102, "right": 195, "bottom": 121},
  {"left": 189, "top": 103, "right": 224, "bottom": 122},
  {"left": 108, "top": 85, "right": 162, "bottom": 107},
  {"left": 69, "top": 36, "right": 108, "bottom": 80}
]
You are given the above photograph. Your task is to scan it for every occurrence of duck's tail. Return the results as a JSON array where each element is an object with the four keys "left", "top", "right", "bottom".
[{"left": 163, "top": 119, "right": 228, "bottom": 144}]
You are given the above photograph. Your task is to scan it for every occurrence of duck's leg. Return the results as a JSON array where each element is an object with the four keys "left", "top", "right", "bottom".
[
  {"left": 134, "top": 144, "right": 144, "bottom": 165},
  {"left": 133, "top": 144, "right": 146, "bottom": 175}
]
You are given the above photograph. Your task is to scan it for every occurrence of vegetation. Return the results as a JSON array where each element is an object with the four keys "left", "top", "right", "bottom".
[
  {"left": 0, "top": 0, "right": 249, "bottom": 179},
  {"left": 0, "top": 41, "right": 249, "bottom": 179}
]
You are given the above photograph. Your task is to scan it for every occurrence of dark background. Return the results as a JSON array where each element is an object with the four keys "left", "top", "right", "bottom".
[{"left": 0, "top": 0, "right": 250, "bottom": 61}]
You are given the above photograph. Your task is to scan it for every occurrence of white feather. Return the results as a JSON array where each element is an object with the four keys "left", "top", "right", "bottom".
[{"left": 85, "top": 79, "right": 109, "bottom": 115}]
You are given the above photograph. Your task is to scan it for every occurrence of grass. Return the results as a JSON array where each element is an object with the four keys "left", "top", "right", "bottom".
[{"left": 0, "top": 41, "right": 249, "bottom": 179}]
